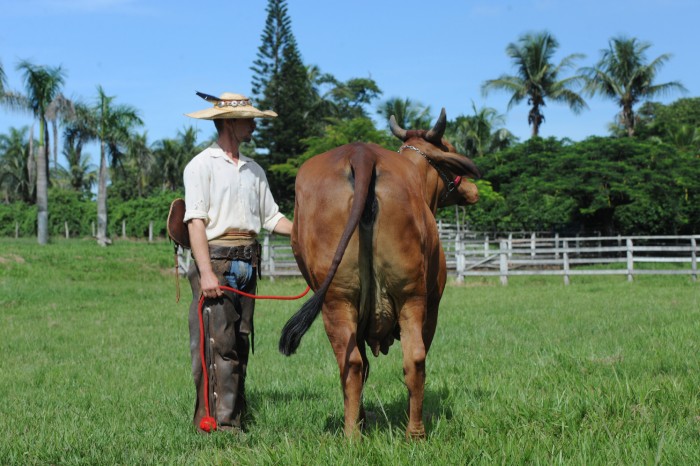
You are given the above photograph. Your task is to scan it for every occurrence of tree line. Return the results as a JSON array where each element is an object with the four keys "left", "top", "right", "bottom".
[{"left": 1, "top": 0, "right": 698, "bottom": 242}]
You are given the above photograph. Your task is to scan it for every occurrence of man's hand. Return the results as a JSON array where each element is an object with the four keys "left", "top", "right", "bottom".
[
  {"left": 187, "top": 218, "right": 222, "bottom": 298},
  {"left": 198, "top": 269, "right": 222, "bottom": 298}
]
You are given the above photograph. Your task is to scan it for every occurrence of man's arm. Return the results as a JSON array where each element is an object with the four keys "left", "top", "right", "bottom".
[
  {"left": 187, "top": 219, "right": 222, "bottom": 298},
  {"left": 272, "top": 217, "right": 293, "bottom": 236}
]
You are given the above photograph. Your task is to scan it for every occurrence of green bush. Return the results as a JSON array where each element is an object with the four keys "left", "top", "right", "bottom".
[
  {"left": 0, "top": 189, "right": 183, "bottom": 239},
  {"left": 109, "top": 190, "right": 182, "bottom": 238},
  {"left": 0, "top": 201, "right": 36, "bottom": 236},
  {"left": 47, "top": 188, "right": 95, "bottom": 237}
]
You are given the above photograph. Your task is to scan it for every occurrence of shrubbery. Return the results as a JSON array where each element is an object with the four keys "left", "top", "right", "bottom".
[
  {"left": 0, "top": 189, "right": 183, "bottom": 239},
  {"left": 2, "top": 135, "right": 698, "bottom": 239}
]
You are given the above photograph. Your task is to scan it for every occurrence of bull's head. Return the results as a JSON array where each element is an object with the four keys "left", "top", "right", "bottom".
[{"left": 390, "top": 109, "right": 481, "bottom": 207}]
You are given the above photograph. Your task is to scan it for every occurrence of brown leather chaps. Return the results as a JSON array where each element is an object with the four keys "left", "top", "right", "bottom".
[{"left": 187, "top": 252, "right": 256, "bottom": 432}]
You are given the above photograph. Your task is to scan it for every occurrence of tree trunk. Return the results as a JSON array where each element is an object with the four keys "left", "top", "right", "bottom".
[
  {"left": 43, "top": 124, "right": 50, "bottom": 188},
  {"left": 36, "top": 141, "right": 48, "bottom": 245},
  {"left": 96, "top": 139, "right": 110, "bottom": 246},
  {"left": 52, "top": 120, "right": 59, "bottom": 169},
  {"left": 529, "top": 104, "right": 542, "bottom": 138},
  {"left": 623, "top": 104, "right": 635, "bottom": 137},
  {"left": 28, "top": 123, "right": 36, "bottom": 203}
]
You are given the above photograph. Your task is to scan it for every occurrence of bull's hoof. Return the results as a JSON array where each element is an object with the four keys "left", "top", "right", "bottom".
[
  {"left": 344, "top": 426, "right": 363, "bottom": 441},
  {"left": 405, "top": 425, "right": 426, "bottom": 440}
]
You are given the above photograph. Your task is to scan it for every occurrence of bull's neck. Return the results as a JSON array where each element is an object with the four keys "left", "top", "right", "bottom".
[{"left": 398, "top": 145, "right": 445, "bottom": 213}]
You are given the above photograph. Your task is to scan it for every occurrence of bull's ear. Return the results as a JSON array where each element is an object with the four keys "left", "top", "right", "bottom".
[{"left": 430, "top": 152, "right": 481, "bottom": 179}]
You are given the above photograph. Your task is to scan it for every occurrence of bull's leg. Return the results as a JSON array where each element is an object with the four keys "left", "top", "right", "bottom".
[
  {"left": 323, "top": 302, "right": 364, "bottom": 439},
  {"left": 399, "top": 298, "right": 428, "bottom": 439},
  {"left": 358, "top": 342, "right": 370, "bottom": 427}
]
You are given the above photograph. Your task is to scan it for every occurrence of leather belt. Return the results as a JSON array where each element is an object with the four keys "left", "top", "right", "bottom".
[{"left": 209, "top": 242, "right": 262, "bottom": 278}]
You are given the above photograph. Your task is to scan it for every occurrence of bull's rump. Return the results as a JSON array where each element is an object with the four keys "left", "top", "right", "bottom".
[{"left": 291, "top": 143, "right": 445, "bottom": 347}]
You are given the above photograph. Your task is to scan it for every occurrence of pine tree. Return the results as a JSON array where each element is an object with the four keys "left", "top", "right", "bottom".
[{"left": 250, "top": 0, "right": 313, "bottom": 168}]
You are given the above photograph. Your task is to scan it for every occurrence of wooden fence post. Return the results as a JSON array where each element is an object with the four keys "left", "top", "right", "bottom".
[
  {"left": 507, "top": 233, "right": 513, "bottom": 259},
  {"left": 148, "top": 221, "right": 153, "bottom": 243},
  {"left": 455, "top": 233, "right": 464, "bottom": 284},
  {"left": 269, "top": 235, "right": 276, "bottom": 280},
  {"left": 691, "top": 237, "right": 697, "bottom": 282},
  {"left": 92, "top": 221, "right": 95, "bottom": 237},
  {"left": 626, "top": 238, "right": 634, "bottom": 282},
  {"left": 555, "top": 233, "right": 560, "bottom": 260},
  {"left": 530, "top": 232, "right": 536, "bottom": 259},
  {"left": 64, "top": 221, "right": 69, "bottom": 239},
  {"left": 262, "top": 233, "right": 271, "bottom": 277},
  {"left": 122, "top": 220, "right": 126, "bottom": 239},
  {"left": 499, "top": 239, "right": 508, "bottom": 286},
  {"left": 15, "top": 221, "right": 19, "bottom": 238},
  {"left": 563, "top": 240, "right": 570, "bottom": 286},
  {"left": 483, "top": 235, "right": 489, "bottom": 258}
]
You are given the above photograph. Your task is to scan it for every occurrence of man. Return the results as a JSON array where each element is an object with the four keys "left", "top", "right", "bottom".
[{"left": 183, "top": 91, "right": 292, "bottom": 433}]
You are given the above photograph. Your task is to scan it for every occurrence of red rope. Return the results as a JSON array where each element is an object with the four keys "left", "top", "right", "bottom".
[{"left": 196, "top": 284, "right": 311, "bottom": 432}]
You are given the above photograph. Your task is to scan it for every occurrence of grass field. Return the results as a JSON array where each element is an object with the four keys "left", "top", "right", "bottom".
[{"left": 1, "top": 238, "right": 699, "bottom": 465}]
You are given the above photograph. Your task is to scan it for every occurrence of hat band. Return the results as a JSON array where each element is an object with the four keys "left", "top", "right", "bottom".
[{"left": 215, "top": 99, "right": 251, "bottom": 108}]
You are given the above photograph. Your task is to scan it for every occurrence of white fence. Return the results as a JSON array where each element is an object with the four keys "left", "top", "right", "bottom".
[
  {"left": 441, "top": 232, "right": 698, "bottom": 285},
  {"left": 177, "top": 226, "right": 699, "bottom": 284}
]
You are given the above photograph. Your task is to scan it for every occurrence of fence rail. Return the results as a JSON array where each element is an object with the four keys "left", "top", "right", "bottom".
[{"left": 176, "top": 227, "right": 699, "bottom": 284}]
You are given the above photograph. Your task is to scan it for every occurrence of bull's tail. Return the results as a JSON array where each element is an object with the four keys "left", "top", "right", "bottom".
[{"left": 279, "top": 148, "right": 377, "bottom": 356}]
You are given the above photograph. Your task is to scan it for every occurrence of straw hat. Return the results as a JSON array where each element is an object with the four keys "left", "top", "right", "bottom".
[{"left": 185, "top": 91, "right": 278, "bottom": 120}]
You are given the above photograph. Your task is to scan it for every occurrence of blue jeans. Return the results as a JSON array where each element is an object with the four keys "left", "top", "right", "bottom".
[{"left": 224, "top": 260, "right": 254, "bottom": 291}]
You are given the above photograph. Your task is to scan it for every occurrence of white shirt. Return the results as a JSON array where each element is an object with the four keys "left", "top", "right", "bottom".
[{"left": 183, "top": 142, "right": 285, "bottom": 241}]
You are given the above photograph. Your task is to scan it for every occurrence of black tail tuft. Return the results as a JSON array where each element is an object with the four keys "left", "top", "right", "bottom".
[{"left": 278, "top": 290, "right": 326, "bottom": 356}]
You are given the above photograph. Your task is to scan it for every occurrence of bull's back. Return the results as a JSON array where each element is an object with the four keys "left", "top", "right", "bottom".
[{"left": 292, "top": 142, "right": 440, "bottom": 296}]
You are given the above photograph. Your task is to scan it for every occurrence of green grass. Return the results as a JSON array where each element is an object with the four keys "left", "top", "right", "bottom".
[{"left": 1, "top": 238, "right": 699, "bottom": 465}]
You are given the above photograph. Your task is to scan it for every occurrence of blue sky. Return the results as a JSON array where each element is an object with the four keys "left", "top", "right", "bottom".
[{"left": 1, "top": 0, "right": 698, "bottom": 166}]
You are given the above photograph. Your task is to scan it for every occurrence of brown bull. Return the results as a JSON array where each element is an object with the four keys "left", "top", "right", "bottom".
[{"left": 279, "top": 109, "right": 480, "bottom": 439}]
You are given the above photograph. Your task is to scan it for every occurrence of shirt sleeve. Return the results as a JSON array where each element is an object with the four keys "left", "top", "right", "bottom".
[
  {"left": 258, "top": 169, "right": 286, "bottom": 232},
  {"left": 183, "top": 157, "right": 210, "bottom": 224}
]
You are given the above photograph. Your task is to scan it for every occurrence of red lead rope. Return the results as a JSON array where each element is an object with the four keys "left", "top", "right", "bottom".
[{"left": 196, "top": 284, "right": 311, "bottom": 432}]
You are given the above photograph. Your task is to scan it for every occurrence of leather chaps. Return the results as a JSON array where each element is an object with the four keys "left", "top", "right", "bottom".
[{"left": 187, "top": 250, "right": 256, "bottom": 431}]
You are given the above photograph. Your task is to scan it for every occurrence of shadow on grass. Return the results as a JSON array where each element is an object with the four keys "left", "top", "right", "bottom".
[{"left": 321, "top": 384, "right": 456, "bottom": 436}]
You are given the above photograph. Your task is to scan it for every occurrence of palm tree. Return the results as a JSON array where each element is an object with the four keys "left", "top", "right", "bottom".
[
  {"left": 482, "top": 31, "right": 587, "bottom": 138},
  {"left": 0, "top": 127, "right": 33, "bottom": 203},
  {"left": 582, "top": 36, "right": 687, "bottom": 137},
  {"left": 447, "top": 102, "right": 515, "bottom": 158},
  {"left": 92, "top": 86, "right": 142, "bottom": 245},
  {"left": 0, "top": 59, "right": 6, "bottom": 97},
  {"left": 63, "top": 102, "right": 97, "bottom": 194},
  {"left": 153, "top": 126, "right": 198, "bottom": 192},
  {"left": 378, "top": 97, "right": 432, "bottom": 130},
  {"left": 305, "top": 64, "right": 339, "bottom": 125},
  {"left": 15, "top": 61, "right": 67, "bottom": 244},
  {"left": 51, "top": 152, "right": 97, "bottom": 194},
  {"left": 46, "top": 95, "right": 74, "bottom": 168},
  {"left": 666, "top": 124, "right": 700, "bottom": 152},
  {"left": 125, "top": 132, "right": 154, "bottom": 198}
]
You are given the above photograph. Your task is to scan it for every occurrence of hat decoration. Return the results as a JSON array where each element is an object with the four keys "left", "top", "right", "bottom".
[{"left": 185, "top": 91, "right": 277, "bottom": 120}]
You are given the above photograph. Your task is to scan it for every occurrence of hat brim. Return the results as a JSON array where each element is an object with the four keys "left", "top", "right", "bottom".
[{"left": 185, "top": 107, "right": 277, "bottom": 120}]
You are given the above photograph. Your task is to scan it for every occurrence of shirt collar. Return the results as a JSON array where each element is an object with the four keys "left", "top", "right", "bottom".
[{"left": 208, "top": 142, "right": 251, "bottom": 166}]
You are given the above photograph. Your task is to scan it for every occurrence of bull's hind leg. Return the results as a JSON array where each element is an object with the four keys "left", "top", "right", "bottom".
[
  {"left": 399, "top": 297, "right": 428, "bottom": 439},
  {"left": 358, "top": 341, "right": 370, "bottom": 427},
  {"left": 322, "top": 300, "right": 364, "bottom": 439}
]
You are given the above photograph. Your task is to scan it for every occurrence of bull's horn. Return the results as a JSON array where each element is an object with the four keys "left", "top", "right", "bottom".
[
  {"left": 389, "top": 115, "right": 408, "bottom": 141},
  {"left": 425, "top": 108, "right": 447, "bottom": 144}
]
